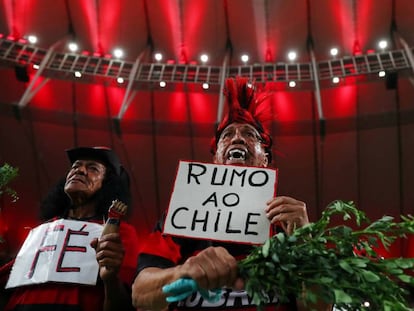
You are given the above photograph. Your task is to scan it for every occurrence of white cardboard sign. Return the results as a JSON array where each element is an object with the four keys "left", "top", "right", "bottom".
[
  {"left": 163, "top": 161, "right": 277, "bottom": 244},
  {"left": 6, "top": 219, "right": 103, "bottom": 289}
]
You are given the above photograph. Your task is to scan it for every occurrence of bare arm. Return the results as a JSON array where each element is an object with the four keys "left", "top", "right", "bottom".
[
  {"left": 92, "top": 233, "right": 134, "bottom": 311},
  {"left": 132, "top": 266, "right": 181, "bottom": 311},
  {"left": 132, "top": 246, "right": 238, "bottom": 311},
  {"left": 102, "top": 275, "right": 133, "bottom": 311}
]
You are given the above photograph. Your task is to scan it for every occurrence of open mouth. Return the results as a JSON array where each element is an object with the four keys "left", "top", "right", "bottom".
[{"left": 228, "top": 148, "right": 246, "bottom": 161}]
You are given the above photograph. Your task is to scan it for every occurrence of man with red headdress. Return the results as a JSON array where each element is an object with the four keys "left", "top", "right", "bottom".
[{"left": 132, "top": 77, "right": 330, "bottom": 311}]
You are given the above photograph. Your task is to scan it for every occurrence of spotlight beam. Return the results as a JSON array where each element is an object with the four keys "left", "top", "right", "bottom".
[
  {"left": 308, "top": 42, "right": 325, "bottom": 122},
  {"left": 394, "top": 31, "right": 414, "bottom": 76},
  {"left": 117, "top": 47, "right": 147, "bottom": 120},
  {"left": 216, "top": 48, "right": 231, "bottom": 124},
  {"left": 17, "top": 38, "right": 66, "bottom": 108}
]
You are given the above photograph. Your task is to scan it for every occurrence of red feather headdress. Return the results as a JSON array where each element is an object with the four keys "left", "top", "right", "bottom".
[{"left": 210, "top": 77, "right": 273, "bottom": 163}]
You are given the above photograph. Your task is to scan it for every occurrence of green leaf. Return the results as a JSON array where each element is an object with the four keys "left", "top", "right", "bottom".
[
  {"left": 275, "top": 232, "right": 285, "bottom": 243},
  {"left": 395, "top": 258, "right": 414, "bottom": 269},
  {"left": 349, "top": 257, "right": 368, "bottom": 268},
  {"left": 398, "top": 274, "right": 412, "bottom": 283},
  {"left": 262, "top": 238, "right": 271, "bottom": 258},
  {"left": 334, "top": 289, "right": 353, "bottom": 303},
  {"left": 287, "top": 235, "right": 297, "bottom": 243},
  {"left": 361, "top": 270, "right": 380, "bottom": 282},
  {"left": 271, "top": 252, "right": 280, "bottom": 263},
  {"left": 339, "top": 260, "right": 354, "bottom": 274},
  {"left": 319, "top": 277, "right": 333, "bottom": 284}
]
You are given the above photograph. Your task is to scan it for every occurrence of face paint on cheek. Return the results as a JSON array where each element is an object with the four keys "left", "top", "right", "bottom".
[
  {"left": 250, "top": 143, "right": 268, "bottom": 166},
  {"left": 254, "top": 144, "right": 263, "bottom": 154},
  {"left": 214, "top": 143, "right": 226, "bottom": 164}
]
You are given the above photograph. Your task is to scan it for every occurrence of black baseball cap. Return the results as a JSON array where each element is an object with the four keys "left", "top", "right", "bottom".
[{"left": 66, "top": 146, "right": 122, "bottom": 175}]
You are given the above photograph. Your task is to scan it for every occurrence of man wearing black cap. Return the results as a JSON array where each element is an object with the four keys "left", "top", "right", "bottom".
[
  {"left": 132, "top": 78, "right": 331, "bottom": 311},
  {"left": 1, "top": 146, "right": 139, "bottom": 311}
]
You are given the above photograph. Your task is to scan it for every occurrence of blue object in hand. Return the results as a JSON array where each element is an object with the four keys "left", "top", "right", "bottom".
[{"left": 162, "top": 278, "right": 222, "bottom": 303}]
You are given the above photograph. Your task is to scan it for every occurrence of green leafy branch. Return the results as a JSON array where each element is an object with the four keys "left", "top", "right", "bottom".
[
  {"left": 0, "top": 163, "right": 19, "bottom": 244},
  {"left": 238, "top": 200, "right": 414, "bottom": 311},
  {"left": 0, "top": 163, "right": 19, "bottom": 204}
]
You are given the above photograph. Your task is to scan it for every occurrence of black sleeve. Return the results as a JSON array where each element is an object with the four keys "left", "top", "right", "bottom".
[{"left": 136, "top": 253, "right": 175, "bottom": 275}]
